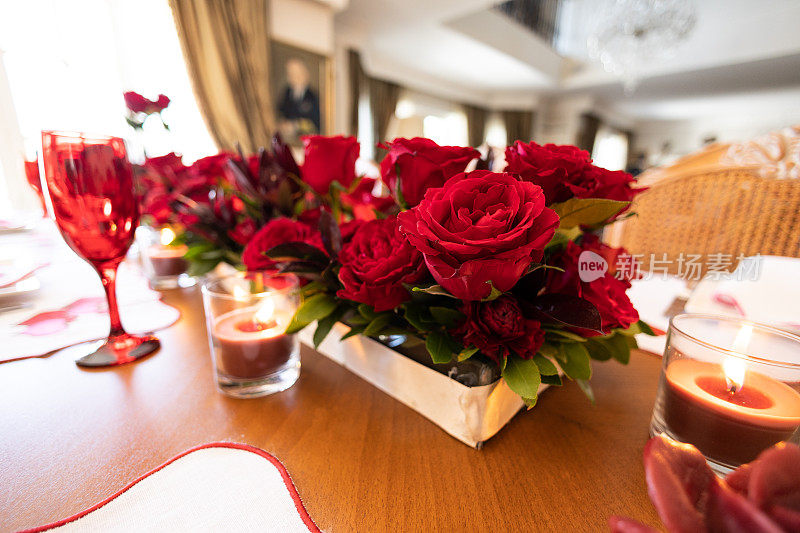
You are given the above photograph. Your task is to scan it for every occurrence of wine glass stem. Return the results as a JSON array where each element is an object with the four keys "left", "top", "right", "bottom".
[{"left": 97, "top": 262, "right": 125, "bottom": 337}]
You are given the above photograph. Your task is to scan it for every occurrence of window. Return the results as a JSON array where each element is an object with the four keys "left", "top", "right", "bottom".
[
  {"left": 0, "top": 0, "right": 216, "bottom": 213},
  {"left": 592, "top": 127, "right": 629, "bottom": 171}
]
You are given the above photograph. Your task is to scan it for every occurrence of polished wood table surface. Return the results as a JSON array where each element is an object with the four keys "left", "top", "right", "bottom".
[{"left": 0, "top": 286, "right": 663, "bottom": 532}]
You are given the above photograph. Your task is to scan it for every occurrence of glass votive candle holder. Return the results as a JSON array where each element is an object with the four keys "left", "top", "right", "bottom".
[
  {"left": 650, "top": 313, "right": 800, "bottom": 474},
  {"left": 137, "top": 225, "right": 195, "bottom": 289},
  {"left": 201, "top": 272, "right": 300, "bottom": 398}
]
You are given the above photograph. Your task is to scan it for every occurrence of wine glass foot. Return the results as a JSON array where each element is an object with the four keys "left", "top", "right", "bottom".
[{"left": 75, "top": 333, "right": 160, "bottom": 368}]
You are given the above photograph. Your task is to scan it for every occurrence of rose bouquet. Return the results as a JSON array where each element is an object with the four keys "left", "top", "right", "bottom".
[{"left": 173, "top": 134, "right": 654, "bottom": 406}]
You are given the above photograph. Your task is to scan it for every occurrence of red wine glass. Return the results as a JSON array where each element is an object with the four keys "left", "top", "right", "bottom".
[
  {"left": 41, "top": 131, "right": 159, "bottom": 367},
  {"left": 23, "top": 154, "right": 47, "bottom": 216}
]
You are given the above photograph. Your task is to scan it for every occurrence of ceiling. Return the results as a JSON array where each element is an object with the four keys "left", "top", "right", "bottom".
[{"left": 335, "top": 0, "right": 800, "bottom": 120}]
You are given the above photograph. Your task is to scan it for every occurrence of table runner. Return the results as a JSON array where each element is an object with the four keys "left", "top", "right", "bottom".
[{"left": 20, "top": 443, "right": 319, "bottom": 533}]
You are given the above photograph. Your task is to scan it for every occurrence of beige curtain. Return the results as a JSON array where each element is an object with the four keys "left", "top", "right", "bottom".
[
  {"left": 502, "top": 110, "right": 534, "bottom": 144},
  {"left": 170, "top": 0, "right": 275, "bottom": 153},
  {"left": 368, "top": 77, "right": 400, "bottom": 161},
  {"left": 463, "top": 104, "right": 488, "bottom": 147},
  {"left": 348, "top": 49, "right": 364, "bottom": 137}
]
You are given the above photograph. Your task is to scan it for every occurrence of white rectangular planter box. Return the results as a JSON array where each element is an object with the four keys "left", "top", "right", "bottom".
[{"left": 299, "top": 323, "right": 551, "bottom": 448}]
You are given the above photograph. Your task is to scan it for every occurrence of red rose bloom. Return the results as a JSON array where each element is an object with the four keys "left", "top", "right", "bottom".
[
  {"left": 154, "top": 94, "right": 170, "bottom": 111},
  {"left": 504, "top": 141, "right": 592, "bottom": 205},
  {"left": 301, "top": 135, "right": 359, "bottom": 194},
  {"left": 453, "top": 295, "right": 545, "bottom": 364},
  {"left": 567, "top": 164, "right": 645, "bottom": 206},
  {"left": 189, "top": 153, "right": 232, "bottom": 183},
  {"left": 546, "top": 238, "right": 639, "bottom": 334},
  {"left": 337, "top": 217, "right": 427, "bottom": 312},
  {"left": 242, "top": 218, "right": 326, "bottom": 271},
  {"left": 228, "top": 219, "right": 257, "bottom": 245},
  {"left": 124, "top": 91, "right": 171, "bottom": 114},
  {"left": 339, "top": 219, "right": 365, "bottom": 243},
  {"left": 123, "top": 91, "right": 150, "bottom": 113},
  {"left": 398, "top": 170, "right": 559, "bottom": 300},
  {"left": 380, "top": 137, "right": 478, "bottom": 207}
]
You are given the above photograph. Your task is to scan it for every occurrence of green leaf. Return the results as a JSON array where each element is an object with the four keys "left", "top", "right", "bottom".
[
  {"left": 183, "top": 242, "right": 215, "bottom": 260},
  {"left": 551, "top": 198, "right": 630, "bottom": 229},
  {"left": 541, "top": 373, "right": 563, "bottom": 386},
  {"left": 532, "top": 354, "right": 559, "bottom": 375},
  {"left": 285, "top": 293, "right": 338, "bottom": 334},
  {"left": 340, "top": 324, "right": 366, "bottom": 340},
  {"left": 585, "top": 339, "right": 613, "bottom": 361},
  {"left": 538, "top": 342, "right": 558, "bottom": 358},
  {"left": 403, "top": 305, "right": 429, "bottom": 331},
  {"left": 606, "top": 333, "right": 632, "bottom": 364},
  {"left": 186, "top": 259, "right": 218, "bottom": 277},
  {"left": 638, "top": 321, "right": 657, "bottom": 336},
  {"left": 411, "top": 284, "right": 458, "bottom": 299},
  {"left": 358, "top": 303, "right": 377, "bottom": 321},
  {"left": 429, "top": 306, "right": 464, "bottom": 328},
  {"left": 502, "top": 357, "right": 542, "bottom": 403},
  {"left": 558, "top": 342, "right": 592, "bottom": 380},
  {"left": 543, "top": 328, "right": 588, "bottom": 342},
  {"left": 426, "top": 331, "right": 455, "bottom": 364},
  {"left": 576, "top": 379, "right": 596, "bottom": 403},
  {"left": 313, "top": 306, "right": 346, "bottom": 349},
  {"left": 458, "top": 346, "right": 480, "bottom": 362},
  {"left": 363, "top": 314, "right": 393, "bottom": 337}
]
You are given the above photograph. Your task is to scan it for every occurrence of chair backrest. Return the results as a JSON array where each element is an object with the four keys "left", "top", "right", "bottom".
[{"left": 606, "top": 167, "right": 800, "bottom": 278}]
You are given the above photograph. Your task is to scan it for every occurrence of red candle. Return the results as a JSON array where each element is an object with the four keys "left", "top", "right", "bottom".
[
  {"left": 663, "top": 357, "right": 800, "bottom": 465},
  {"left": 212, "top": 306, "right": 294, "bottom": 379},
  {"left": 148, "top": 245, "right": 188, "bottom": 277}
]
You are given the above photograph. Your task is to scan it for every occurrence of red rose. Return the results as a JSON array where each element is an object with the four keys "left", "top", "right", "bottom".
[
  {"left": 228, "top": 219, "right": 257, "bottom": 246},
  {"left": 398, "top": 170, "right": 559, "bottom": 300},
  {"left": 453, "top": 295, "right": 544, "bottom": 364},
  {"left": 301, "top": 135, "right": 359, "bottom": 194},
  {"left": 154, "top": 94, "right": 170, "bottom": 111},
  {"left": 504, "top": 141, "right": 592, "bottom": 205},
  {"left": 339, "top": 219, "right": 365, "bottom": 243},
  {"left": 546, "top": 238, "right": 639, "bottom": 334},
  {"left": 124, "top": 92, "right": 171, "bottom": 114},
  {"left": 567, "top": 165, "right": 645, "bottom": 205},
  {"left": 123, "top": 91, "right": 150, "bottom": 114},
  {"left": 242, "top": 218, "right": 326, "bottom": 271},
  {"left": 189, "top": 153, "right": 232, "bottom": 183},
  {"left": 379, "top": 137, "right": 478, "bottom": 207},
  {"left": 337, "top": 217, "right": 427, "bottom": 312},
  {"left": 140, "top": 186, "right": 173, "bottom": 225}
]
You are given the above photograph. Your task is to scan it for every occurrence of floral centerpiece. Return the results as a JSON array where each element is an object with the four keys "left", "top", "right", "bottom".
[{"left": 148, "top": 134, "right": 654, "bottom": 407}]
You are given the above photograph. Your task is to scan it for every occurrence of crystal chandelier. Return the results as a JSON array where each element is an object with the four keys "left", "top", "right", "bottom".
[{"left": 587, "top": 0, "right": 696, "bottom": 94}]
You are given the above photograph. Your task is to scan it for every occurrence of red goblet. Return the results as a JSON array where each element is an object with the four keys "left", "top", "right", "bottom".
[
  {"left": 23, "top": 154, "right": 47, "bottom": 216},
  {"left": 41, "top": 132, "right": 159, "bottom": 367}
]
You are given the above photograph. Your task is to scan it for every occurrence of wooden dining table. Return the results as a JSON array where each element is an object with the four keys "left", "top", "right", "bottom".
[{"left": 0, "top": 285, "right": 664, "bottom": 532}]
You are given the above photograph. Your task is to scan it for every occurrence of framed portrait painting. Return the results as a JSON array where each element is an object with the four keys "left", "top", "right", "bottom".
[{"left": 270, "top": 40, "right": 331, "bottom": 146}]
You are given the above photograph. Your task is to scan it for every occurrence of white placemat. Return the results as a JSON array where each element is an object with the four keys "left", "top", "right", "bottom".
[
  {"left": 22, "top": 443, "right": 319, "bottom": 533},
  {"left": 0, "top": 219, "right": 180, "bottom": 362},
  {"left": 686, "top": 256, "right": 800, "bottom": 334}
]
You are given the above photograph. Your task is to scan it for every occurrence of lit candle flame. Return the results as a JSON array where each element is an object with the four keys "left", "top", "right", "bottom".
[
  {"left": 724, "top": 324, "right": 753, "bottom": 393},
  {"left": 102, "top": 200, "right": 112, "bottom": 216},
  {"left": 723, "top": 357, "right": 746, "bottom": 393},
  {"left": 160, "top": 227, "right": 176, "bottom": 246},
  {"left": 254, "top": 297, "right": 275, "bottom": 326}
]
